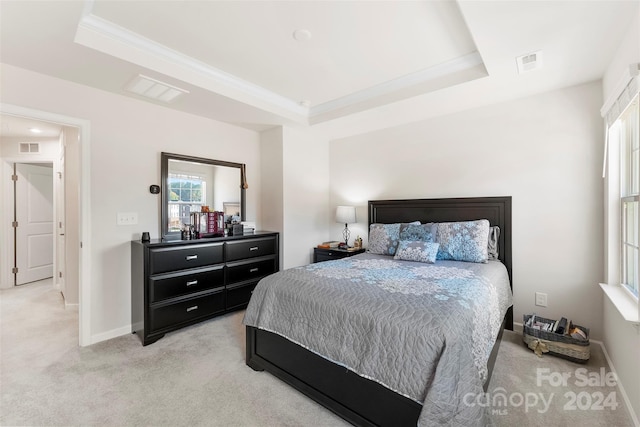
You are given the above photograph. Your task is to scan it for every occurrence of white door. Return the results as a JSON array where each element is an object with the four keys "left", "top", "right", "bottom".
[
  {"left": 56, "top": 147, "right": 66, "bottom": 292},
  {"left": 15, "top": 163, "right": 54, "bottom": 285}
]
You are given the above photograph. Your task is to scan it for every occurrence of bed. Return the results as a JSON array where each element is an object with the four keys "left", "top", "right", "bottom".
[{"left": 244, "top": 197, "right": 513, "bottom": 426}]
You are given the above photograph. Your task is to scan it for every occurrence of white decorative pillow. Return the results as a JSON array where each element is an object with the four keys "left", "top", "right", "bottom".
[{"left": 393, "top": 241, "right": 440, "bottom": 264}]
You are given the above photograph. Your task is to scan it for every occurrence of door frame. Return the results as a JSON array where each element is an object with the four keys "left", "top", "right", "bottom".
[{"left": 1, "top": 103, "right": 92, "bottom": 347}]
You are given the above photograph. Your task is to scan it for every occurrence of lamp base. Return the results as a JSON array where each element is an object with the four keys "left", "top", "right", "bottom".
[{"left": 342, "top": 224, "right": 351, "bottom": 247}]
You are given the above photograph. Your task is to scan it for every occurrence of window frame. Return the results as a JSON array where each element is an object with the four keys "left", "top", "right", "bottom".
[{"left": 619, "top": 95, "right": 639, "bottom": 299}]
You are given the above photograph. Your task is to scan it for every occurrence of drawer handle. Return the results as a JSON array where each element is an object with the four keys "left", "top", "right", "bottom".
[
  {"left": 249, "top": 268, "right": 259, "bottom": 273},
  {"left": 249, "top": 247, "right": 259, "bottom": 251},
  {"left": 186, "top": 305, "right": 198, "bottom": 312},
  {"left": 186, "top": 280, "right": 198, "bottom": 287},
  {"left": 185, "top": 255, "right": 198, "bottom": 261}
]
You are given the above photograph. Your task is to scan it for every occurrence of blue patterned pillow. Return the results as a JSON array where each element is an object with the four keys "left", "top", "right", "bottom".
[
  {"left": 394, "top": 241, "right": 439, "bottom": 264},
  {"left": 435, "top": 219, "right": 490, "bottom": 263},
  {"left": 367, "top": 222, "right": 420, "bottom": 255},
  {"left": 399, "top": 222, "right": 436, "bottom": 242}
]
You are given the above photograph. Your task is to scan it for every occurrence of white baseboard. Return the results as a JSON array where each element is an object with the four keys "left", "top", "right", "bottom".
[
  {"left": 64, "top": 302, "right": 79, "bottom": 311},
  {"left": 90, "top": 325, "right": 132, "bottom": 345},
  {"left": 597, "top": 341, "right": 640, "bottom": 427},
  {"left": 512, "top": 321, "right": 524, "bottom": 334}
]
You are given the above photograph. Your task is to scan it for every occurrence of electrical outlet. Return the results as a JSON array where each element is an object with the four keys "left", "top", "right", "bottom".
[
  {"left": 117, "top": 212, "right": 138, "bottom": 225},
  {"left": 535, "top": 292, "right": 548, "bottom": 307}
]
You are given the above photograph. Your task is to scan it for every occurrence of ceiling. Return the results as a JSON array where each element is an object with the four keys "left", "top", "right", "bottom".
[
  {"left": 0, "top": 114, "right": 63, "bottom": 139},
  {"left": 1, "top": 0, "right": 638, "bottom": 135}
]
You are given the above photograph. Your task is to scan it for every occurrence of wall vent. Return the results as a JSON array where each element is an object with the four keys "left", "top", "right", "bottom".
[
  {"left": 19, "top": 142, "right": 40, "bottom": 153},
  {"left": 516, "top": 50, "right": 543, "bottom": 74}
]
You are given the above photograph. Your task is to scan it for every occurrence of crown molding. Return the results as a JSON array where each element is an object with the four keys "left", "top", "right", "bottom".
[
  {"left": 309, "top": 52, "right": 485, "bottom": 119},
  {"left": 74, "top": 4, "right": 486, "bottom": 125},
  {"left": 74, "top": 12, "right": 309, "bottom": 123}
]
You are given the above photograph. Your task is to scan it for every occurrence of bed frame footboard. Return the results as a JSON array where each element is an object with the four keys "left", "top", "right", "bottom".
[{"left": 246, "top": 325, "right": 422, "bottom": 427}]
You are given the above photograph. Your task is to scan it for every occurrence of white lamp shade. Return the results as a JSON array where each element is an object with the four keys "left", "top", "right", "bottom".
[{"left": 336, "top": 206, "right": 356, "bottom": 224}]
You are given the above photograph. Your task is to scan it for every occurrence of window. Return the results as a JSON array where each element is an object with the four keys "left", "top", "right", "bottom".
[
  {"left": 167, "top": 173, "right": 206, "bottom": 232},
  {"left": 619, "top": 96, "right": 639, "bottom": 298},
  {"left": 602, "top": 68, "right": 640, "bottom": 323}
]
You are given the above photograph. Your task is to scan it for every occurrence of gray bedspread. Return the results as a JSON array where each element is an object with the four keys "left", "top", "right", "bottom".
[{"left": 243, "top": 253, "right": 512, "bottom": 426}]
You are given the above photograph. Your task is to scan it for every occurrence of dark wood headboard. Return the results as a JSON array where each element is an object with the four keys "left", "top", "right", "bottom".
[{"left": 368, "top": 196, "right": 513, "bottom": 329}]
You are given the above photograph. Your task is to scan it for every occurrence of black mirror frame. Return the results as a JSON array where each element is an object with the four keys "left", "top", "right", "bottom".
[{"left": 160, "top": 152, "right": 246, "bottom": 240}]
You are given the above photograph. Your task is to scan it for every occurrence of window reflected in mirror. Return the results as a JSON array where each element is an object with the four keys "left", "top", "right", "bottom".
[{"left": 161, "top": 153, "right": 246, "bottom": 240}]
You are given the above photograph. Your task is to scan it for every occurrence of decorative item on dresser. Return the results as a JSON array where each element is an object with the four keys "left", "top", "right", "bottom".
[
  {"left": 131, "top": 231, "right": 278, "bottom": 345},
  {"left": 313, "top": 247, "right": 366, "bottom": 263}
]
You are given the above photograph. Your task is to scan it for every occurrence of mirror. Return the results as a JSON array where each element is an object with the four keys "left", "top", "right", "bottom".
[{"left": 161, "top": 152, "right": 246, "bottom": 240}]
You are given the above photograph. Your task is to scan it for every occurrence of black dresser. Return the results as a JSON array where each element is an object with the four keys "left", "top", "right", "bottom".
[{"left": 131, "top": 231, "right": 279, "bottom": 345}]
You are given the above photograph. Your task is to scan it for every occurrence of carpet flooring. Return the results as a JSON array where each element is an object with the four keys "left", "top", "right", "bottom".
[{"left": 0, "top": 280, "right": 635, "bottom": 426}]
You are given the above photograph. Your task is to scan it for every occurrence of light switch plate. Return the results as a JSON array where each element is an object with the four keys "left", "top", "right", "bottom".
[{"left": 117, "top": 212, "right": 138, "bottom": 225}]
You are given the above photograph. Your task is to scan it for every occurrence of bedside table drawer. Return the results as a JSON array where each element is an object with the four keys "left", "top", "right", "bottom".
[
  {"left": 313, "top": 247, "right": 365, "bottom": 263},
  {"left": 315, "top": 253, "right": 339, "bottom": 262},
  {"left": 149, "top": 265, "right": 224, "bottom": 303},
  {"left": 149, "top": 243, "right": 224, "bottom": 274},
  {"left": 150, "top": 291, "right": 225, "bottom": 332}
]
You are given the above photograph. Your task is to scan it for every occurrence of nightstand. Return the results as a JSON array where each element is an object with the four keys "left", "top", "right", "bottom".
[{"left": 313, "top": 247, "right": 366, "bottom": 263}]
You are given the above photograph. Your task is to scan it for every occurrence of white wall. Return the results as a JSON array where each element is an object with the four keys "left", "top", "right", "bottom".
[
  {"left": 281, "top": 127, "right": 330, "bottom": 268},
  {"left": 259, "top": 126, "right": 331, "bottom": 269},
  {"left": 329, "top": 81, "right": 605, "bottom": 340},
  {"left": 0, "top": 63, "right": 261, "bottom": 342},
  {"left": 260, "top": 127, "right": 285, "bottom": 266},
  {"left": 601, "top": 6, "right": 640, "bottom": 424},
  {"left": 603, "top": 7, "right": 640, "bottom": 103}
]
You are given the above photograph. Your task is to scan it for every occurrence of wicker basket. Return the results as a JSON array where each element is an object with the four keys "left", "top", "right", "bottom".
[{"left": 522, "top": 315, "right": 590, "bottom": 363}]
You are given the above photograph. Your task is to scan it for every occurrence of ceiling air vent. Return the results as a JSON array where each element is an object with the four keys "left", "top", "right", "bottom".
[
  {"left": 19, "top": 142, "right": 40, "bottom": 153},
  {"left": 516, "top": 50, "right": 543, "bottom": 74},
  {"left": 125, "top": 74, "right": 189, "bottom": 103}
]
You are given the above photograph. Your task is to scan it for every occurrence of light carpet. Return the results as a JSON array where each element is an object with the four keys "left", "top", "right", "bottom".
[{"left": 0, "top": 281, "right": 635, "bottom": 426}]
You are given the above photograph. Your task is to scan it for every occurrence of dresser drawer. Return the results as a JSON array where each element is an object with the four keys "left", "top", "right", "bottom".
[
  {"left": 149, "top": 243, "right": 223, "bottom": 274},
  {"left": 226, "top": 237, "right": 276, "bottom": 262},
  {"left": 150, "top": 291, "right": 225, "bottom": 332},
  {"left": 149, "top": 266, "right": 224, "bottom": 303},
  {"left": 226, "top": 282, "right": 258, "bottom": 310},
  {"left": 227, "top": 258, "right": 276, "bottom": 284}
]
